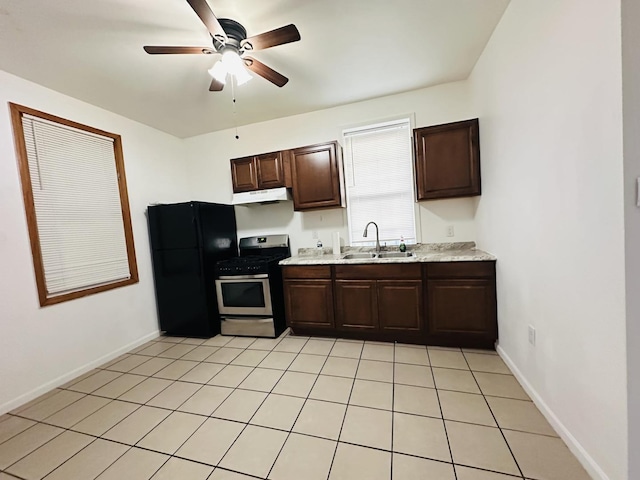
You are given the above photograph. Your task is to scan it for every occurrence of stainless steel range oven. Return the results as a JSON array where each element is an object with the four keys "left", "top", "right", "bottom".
[
  {"left": 215, "top": 235, "right": 290, "bottom": 337},
  {"left": 216, "top": 274, "right": 272, "bottom": 317}
]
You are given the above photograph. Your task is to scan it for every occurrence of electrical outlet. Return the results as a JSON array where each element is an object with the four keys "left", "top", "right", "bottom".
[
  {"left": 312, "top": 230, "right": 318, "bottom": 240},
  {"left": 446, "top": 225, "right": 455, "bottom": 237},
  {"left": 528, "top": 325, "right": 536, "bottom": 346}
]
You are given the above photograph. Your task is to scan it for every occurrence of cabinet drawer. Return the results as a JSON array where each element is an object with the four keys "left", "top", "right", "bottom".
[
  {"left": 283, "top": 265, "right": 332, "bottom": 279},
  {"left": 426, "top": 261, "right": 495, "bottom": 278},
  {"left": 335, "top": 263, "right": 421, "bottom": 280}
]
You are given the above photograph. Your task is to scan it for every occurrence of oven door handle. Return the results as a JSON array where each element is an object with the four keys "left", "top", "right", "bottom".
[
  {"left": 222, "top": 317, "right": 274, "bottom": 323},
  {"left": 217, "top": 274, "right": 269, "bottom": 280}
]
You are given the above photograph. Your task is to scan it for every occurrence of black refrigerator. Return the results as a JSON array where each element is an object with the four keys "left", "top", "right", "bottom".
[{"left": 147, "top": 201, "right": 238, "bottom": 337}]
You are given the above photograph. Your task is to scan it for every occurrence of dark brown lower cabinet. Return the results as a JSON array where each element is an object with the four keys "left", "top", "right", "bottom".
[
  {"left": 335, "top": 280, "right": 378, "bottom": 331},
  {"left": 283, "top": 266, "right": 334, "bottom": 330},
  {"left": 377, "top": 280, "right": 423, "bottom": 332},
  {"left": 282, "top": 261, "right": 497, "bottom": 348},
  {"left": 426, "top": 262, "right": 497, "bottom": 348}
]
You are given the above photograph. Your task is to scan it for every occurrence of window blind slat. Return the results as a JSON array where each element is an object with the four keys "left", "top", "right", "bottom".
[
  {"left": 22, "top": 117, "right": 131, "bottom": 296},
  {"left": 344, "top": 119, "right": 416, "bottom": 246}
]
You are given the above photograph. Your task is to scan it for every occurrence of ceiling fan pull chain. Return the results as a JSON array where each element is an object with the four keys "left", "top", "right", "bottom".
[{"left": 231, "top": 79, "right": 240, "bottom": 140}]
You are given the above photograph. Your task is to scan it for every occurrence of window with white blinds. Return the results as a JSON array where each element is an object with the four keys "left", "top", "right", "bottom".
[
  {"left": 10, "top": 103, "right": 138, "bottom": 306},
  {"left": 343, "top": 118, "right": 417, "bottom": 246}
]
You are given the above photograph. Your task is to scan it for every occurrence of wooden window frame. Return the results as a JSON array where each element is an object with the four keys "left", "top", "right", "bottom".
[{"left": 9, "top": 102, "right": 139, "bottom": 306}]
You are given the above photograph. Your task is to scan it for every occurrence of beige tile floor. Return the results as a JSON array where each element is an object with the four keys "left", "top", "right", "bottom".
[{"left": 0, "top": 332, "right": 591, "bottom": 480}]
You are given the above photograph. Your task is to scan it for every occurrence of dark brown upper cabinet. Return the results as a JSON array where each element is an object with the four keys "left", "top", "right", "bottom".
[
  {"left": 413, "top": 118, "right": 481, "bottom": 201},
  {"left": 230, "top": 156, "right": 259, "bottom": 192},
  {"left": 230, "top": 151, "right": 286, "bottom": 193},
  {"left": 290, "top": 141, "right": 345, "bottom": 211}
]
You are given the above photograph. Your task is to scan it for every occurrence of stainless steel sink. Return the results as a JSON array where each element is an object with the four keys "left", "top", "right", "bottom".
[
  {"left": 341, "top": 252, "right": 415, "bottom": 260},
  {"left": 377, "top": 252, "right": 415, "bottom": 258},
  {"left": 342, "top": 253, "right": 378, "bottom": 260}
]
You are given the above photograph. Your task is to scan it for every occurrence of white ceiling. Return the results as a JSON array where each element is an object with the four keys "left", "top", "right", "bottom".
[{"left": 0, "top": 0, "right": 510, "bottom": 138}]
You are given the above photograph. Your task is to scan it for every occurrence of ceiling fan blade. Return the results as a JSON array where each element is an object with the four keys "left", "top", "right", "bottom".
[
  {"left": 242, "top": 24, "right": 300, "bottom": 51},
  {"left": 209, "top": 77, "right": 225, "bottom": 91},
  {"left": 243, "top": 57, "right": 289, "bottom": 87},
  {"left": 186, "top": 0, "right": 228, "bottom": 42},
  {"left": 144, "top": 46, "right": 216, "bottom": 55}
]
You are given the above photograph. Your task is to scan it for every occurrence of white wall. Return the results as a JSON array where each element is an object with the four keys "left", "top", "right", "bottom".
[
  {"left": 469, "top": 1, "right": 626, "bottom": 479},
  {"left": 0, "top": 70, "right": 190, "bottom": 412},
  {"left": 183, "top": 82, "right": 478, "bottom": 253},
  {"left": 622, "top": 0, "right": 640, "bottom": 478}
]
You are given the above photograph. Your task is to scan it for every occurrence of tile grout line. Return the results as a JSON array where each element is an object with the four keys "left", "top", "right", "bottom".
[
  {"left": 85, "top": 336, "right": 261, "bottom": 417},
  {"left": 461, "top": 350, "right": 526, "bottom": 479},
  {"left": 426, "top": 345, "right": 458, "bottom": 480},
  {"left": 390, "top": 343, "right": 396, "bottom": 480},
  {"left": 2, "top": 420, "right": 154, "bottom": 480},
  {"left": 264, "top": 338, "right": 338, "bottom": 480},
  {"left": 210, "top": 334, "right": 313, "bottom": 478},
  {"left": 0, "top": 386, "right": 132, "bottom": 477},
  {"left": 0, "top": 422, "right": 68, "bottom": 477},
  {"left": 40, "top": 436, "right": 134, "bottom": 480},
  {"left": 323, "top": 338, "right": 366, "bottom": 479},
  {"left": 139, "top": 333, "right": 291, "bottom": 478},
  {"left": 87, "top": 334, "right": 286, "bottom": 479},
  {"left": 24, "top": 394, "right": 162, "bottom": 479}
]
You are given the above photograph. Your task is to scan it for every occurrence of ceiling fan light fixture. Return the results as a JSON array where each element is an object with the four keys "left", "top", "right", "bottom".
[
  {"left": 234, "top": 65, "right": 252, "bottom": 85},
  {"left": 211, "top": 49, "right": 252, "bottom": 85},
  {"left": 222, "top": 50, "right": 246, "bottom": 73},
  {"left": 208, "top": 60, "right": 227, "bottom": 84}
]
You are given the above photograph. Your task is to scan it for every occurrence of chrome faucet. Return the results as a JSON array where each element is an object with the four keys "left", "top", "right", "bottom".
[{"left": 363, "top": 221, "right": 381, "bottom": 253}]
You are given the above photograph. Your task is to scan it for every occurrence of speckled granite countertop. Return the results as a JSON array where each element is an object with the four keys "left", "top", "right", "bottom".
[{"left": 279, "top": 242, "right": 496, "bottom": 266}]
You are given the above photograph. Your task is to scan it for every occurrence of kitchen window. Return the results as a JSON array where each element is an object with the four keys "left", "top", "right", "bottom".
[
  {"left": 343, "top": 118, "right": 417, "bottom": 246},
  {"left": 10, "top": 103, "right": 138, "bottom": 306}
]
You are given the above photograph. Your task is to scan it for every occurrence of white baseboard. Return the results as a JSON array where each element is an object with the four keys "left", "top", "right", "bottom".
[
  {"left": 0, "top": 330, "right": 160, "bottom": 415},
  {"left": 496, "top": 345, "right": 609, "bottom": 480}
]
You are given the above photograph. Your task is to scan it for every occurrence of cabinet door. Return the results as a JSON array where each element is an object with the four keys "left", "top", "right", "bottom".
[
  {"left": 231, "top": 157, "right": 259, "bottom": 193},
  {"left": 377, "top": 280, "right": 423, "bottom": 332},
  {"left": 427, "top": 278, "right": 496, "bottom": 337},
  {"left": 414, "top": 118, "right": 480, "bottom": 200},
  {"left": 256, "top": 152, "right": 285, "bottom": 189},
  {"left": 284, "top": 279, "right": 334, "bottom": 329},
  {"left": 291, "top": 141, "right": 343, "bottom": 211},
  {"left": 335, "top": 280, "right": 378, "bottom": 331}
]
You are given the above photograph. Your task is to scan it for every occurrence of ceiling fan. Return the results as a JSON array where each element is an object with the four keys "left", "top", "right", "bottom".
[{"left": 144, "top": 0, "right": 300, "bottom": 91}]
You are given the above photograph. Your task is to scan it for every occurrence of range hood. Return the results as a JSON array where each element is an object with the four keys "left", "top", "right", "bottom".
[{"left": 232, "top": 187, "right": 292, "bottom": 205}]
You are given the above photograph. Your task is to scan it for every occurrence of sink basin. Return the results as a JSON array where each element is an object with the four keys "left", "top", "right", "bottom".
[
  {"left": 341, "top": 252, "right": 415, "bottom": 260},
  {"left": 377, "top": 252, "right": 415, "bottom": 258},
  {"left": 342, "top": 253, "right": 378, "bottom": 260}
]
